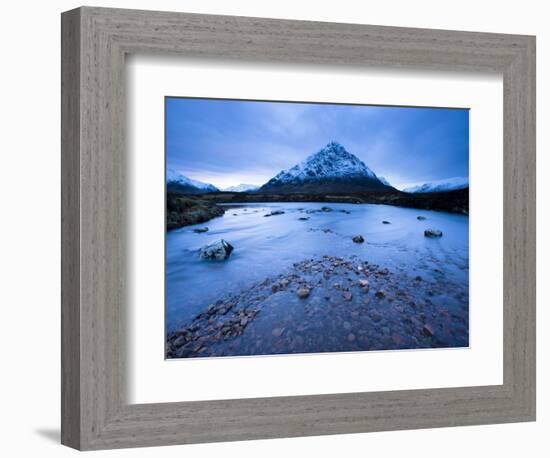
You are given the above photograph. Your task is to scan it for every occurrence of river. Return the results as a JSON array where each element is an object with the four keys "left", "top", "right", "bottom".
[{"left": 166, "top": 202, "right": 469, "bottom": 354}]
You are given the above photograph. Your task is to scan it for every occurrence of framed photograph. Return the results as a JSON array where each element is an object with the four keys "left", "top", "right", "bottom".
[
  {"left": 61, "top": 6, "right": 536, "bottom": 450},
  {"left": 164, "top": 98, "right": 470, "bottom": 359}
]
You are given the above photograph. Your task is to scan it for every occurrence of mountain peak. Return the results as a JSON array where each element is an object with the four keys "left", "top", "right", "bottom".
[
  {"left": 167, "top": 170, "right": 219, "bottom": 194},
  {"left": 403, "top": 176, "right": 468, "bottom": 193},
  {"left": 259, "top": 142, "right": 392, "bottom": 194},
  {"left": 223, "top": 184, "right": 260, "bottom": 193},
  {"left": 311, "top": 141, "right": 361, "bottom": 162}
]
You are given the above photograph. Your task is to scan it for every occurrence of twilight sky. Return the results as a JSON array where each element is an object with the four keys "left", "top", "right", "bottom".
[{"left": 166, "top": 97, "right": 469, "bottom": 190}]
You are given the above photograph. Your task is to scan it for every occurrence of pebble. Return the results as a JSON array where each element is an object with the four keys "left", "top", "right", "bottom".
[
  {"left": 343, "top": 291, "right": 352, "bottom": 301},
  {"left": 297, "top": 288, "right": 311, "bottom": 299},
  {"left": 352, "top": 235, "right": 365, "bottom": 243},
  {"left": 423, "top": 324, "right": 435, "bottom": 336},
  {"left": 272, "top": 327, "right": 284, "bottom": 337},
  {"left": 371, "top": 311, "right": 382, "bottom": 322}
]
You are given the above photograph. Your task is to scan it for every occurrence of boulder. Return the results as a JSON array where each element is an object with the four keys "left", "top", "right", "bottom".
[
  {"left": 199, "top": 239, "right": 234, "bottom": 260},
  {"left": 382, "top": 220, "right": 391, "bottom": 224},
  {"left": 352, "top": 235, "right": 365, "bottom": 243},
  {"left": 424, "top": 229, "right": 443, "bottom": 238}
]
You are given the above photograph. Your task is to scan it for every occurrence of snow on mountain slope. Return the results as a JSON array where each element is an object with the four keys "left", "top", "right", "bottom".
[
  {"left": 223, "top": 184, "right": 260, "bottom": 192},
  {"left": 403, "top": 176, "right": 469, "bottom": 193},
  {"left": 378, "top": 176, "right": 392, "bottom": 187},
  {"left": 259, "top": 142, "right": 393, "bottom": 194},
  {"left": 166, "top": 169, "right": 219, "bottom": 193}
]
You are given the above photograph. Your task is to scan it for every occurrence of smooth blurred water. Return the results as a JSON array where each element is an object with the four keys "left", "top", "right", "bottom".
[{"left": 166, "top": 202, "right": 468, "bottom": 331}]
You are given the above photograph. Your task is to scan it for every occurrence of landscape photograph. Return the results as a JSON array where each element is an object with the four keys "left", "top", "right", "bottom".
[{"left": 165, "top": 97, "right": 470, "bottom": 359}]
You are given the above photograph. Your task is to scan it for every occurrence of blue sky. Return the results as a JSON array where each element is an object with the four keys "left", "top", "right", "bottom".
[{"left": 166, "top": 97, "right": 469, "bottom": 190}]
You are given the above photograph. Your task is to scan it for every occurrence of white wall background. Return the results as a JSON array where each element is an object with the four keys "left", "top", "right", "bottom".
[{"left": 0, "top": 1, "right": 546, "bottom": 456}]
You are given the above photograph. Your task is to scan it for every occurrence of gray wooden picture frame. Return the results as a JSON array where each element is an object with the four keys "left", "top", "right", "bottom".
[{"left": 61, "top": 6, "right": 536, "bottom": 451}]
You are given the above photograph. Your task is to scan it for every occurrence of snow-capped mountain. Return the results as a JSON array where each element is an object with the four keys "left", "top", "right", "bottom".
[
  {"left": 166, "top": 169, "right": 219, "bottom": 194},
  {"left": 223, "top": 184, "right": 260, "bottom": 193},
  {"left": 403, "top": 176, "right": 469, "bottom": 193},
  {"left": 259, "top": 142, "right": 393, "bottom": 194}
]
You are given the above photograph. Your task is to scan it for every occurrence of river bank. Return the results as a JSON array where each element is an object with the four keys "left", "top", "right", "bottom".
[{"left": 166, "top": 188, "right": 469, "bottom": 230}]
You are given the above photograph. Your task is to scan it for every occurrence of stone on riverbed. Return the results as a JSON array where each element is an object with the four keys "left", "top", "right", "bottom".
[
  {"left": 193, "top": 227, "right": 209, "bottom": 233},
  {"left": 199, "top": 239, "right": 234, "bottom": 260},
  {"left": 352, "top": 235, "right": 365, "bottom": 243},
  {"left": 424, "top": 229, "right": 443, "bottom": 238},
  {"left": 297, "top": 287, "right": 311, "bottom": 299},
  {"left": 423, "top": 323, "right": 435, "bottom": 336}
]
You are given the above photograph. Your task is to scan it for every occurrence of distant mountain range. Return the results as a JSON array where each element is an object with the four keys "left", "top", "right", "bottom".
[
  {"left": 223, "top": 184, "right": 260, "bottom": 192},
  {"left": 167, "top": 143, "right": 467, "bottom": 196},
  {"left": 166, "top": 170, "right": 219, "bottom": 194},
  {"left": 258, "top": 142, "right": 394, "bottom": 194},
  {"left": 402, "top": 177, "right": 469, "bottom": 194}
]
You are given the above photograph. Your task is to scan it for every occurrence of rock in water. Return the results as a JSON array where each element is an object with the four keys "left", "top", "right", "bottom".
[
  {"left": 193, "top": 227, "right": 209, "bottom": 233},
  {"left": 424, "top": 229, "right": 443, "bottom": 238},
  {"left": 199, "top": 239, "right": 234, "bottom": 260},
  {"left": 352, "top": 235, "right": 365, "bottom": 243},
  {"left": 264, "top": 210, "right": 285, "bottom": 217},
  {"left": 297, "top": 288, "right": 311, "bottom": 299},
  {"left": 417, "top": 215, "right": 427, "bottom": 220},
  {"left": 382, "top": 220, "right": 391, "bottom": 224}
]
